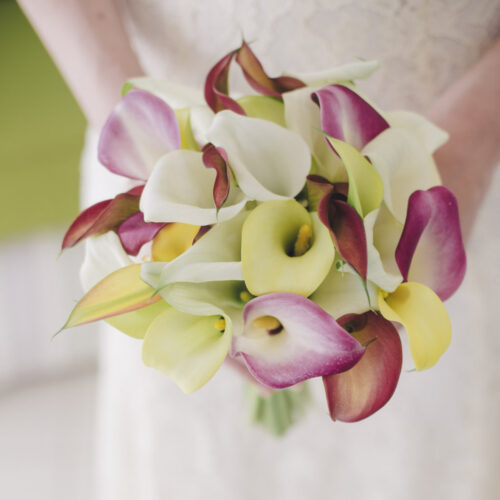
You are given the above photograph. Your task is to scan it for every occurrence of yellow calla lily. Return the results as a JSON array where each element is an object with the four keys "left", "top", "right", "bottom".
[{"left": 378, "top": 282, "right": 451, "bottom": 370}]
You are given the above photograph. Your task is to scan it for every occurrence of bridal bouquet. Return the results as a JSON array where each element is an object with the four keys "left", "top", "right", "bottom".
[{"left": 60, "top": 42, "right": 466, "bottom": 433}]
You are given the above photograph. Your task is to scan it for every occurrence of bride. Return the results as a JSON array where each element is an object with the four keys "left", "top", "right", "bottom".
[{"left": 19, "top": 1, "right": 500, "bottom": 498}]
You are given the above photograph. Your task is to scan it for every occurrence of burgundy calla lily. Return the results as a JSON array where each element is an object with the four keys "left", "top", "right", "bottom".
[{"left": 323, "top": 311, "right": 402, "bottom": 422}]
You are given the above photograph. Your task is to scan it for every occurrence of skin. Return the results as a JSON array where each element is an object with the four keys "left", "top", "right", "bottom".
[{"left": 18, "top": 0, "right": 500, "bottom": 386}]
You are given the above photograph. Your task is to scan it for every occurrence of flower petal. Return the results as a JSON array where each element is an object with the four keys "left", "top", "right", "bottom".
[
  {"left": 287, "top": 59, "right": 379, "bottom": 87},
  {"left": 358, "top": 207, "right": 403, "bottom": 292},
  {"left": 204, "top": 50, "right": 245, "bottom": 114},
  {"left": 62, "top": 186, "right": 143, "bottom": 250},
  {"left": 323, "top": 312, "right": 402, "bottom": 422},
  {"left": 123, "top": 78, "right": 204, "bottom": 109},
  {"left": 206, "top": 111, "right": 311, "bottom": 201},
  {"left": 318, "top": 193, "right": 367, "bottom": 280},
  {"left": 378, "top": 283, "right": 452, "bottom": 370},
  {"left": 98, "top": 89, "right": 180, "bottom": 180},
  {"left": 117, "top": 212, "right": 166, "bottom": 256},
  {"left": 385, "top": 110, "right": 449, "bottom": 154},
  {"left": 326, "top": 137, "right": 384, "bottom": 216},
  {"left": 151, "top": 223, "right": 200, "bottom": 262},
  {"left": 63, "top": 264, "right": 160, "bottom": 329},
  {"left": 232, "top": 293, "right": 365, "bottom": 389},
  {"left": 202, "top": 144, "right": 230, "bottom": 210},
  {"left": 362, "top": 127, "right": 441, "bottom": 222},
  {"left": 235, "top": 41, "right": 305, "bottom": 98},
  {"left": 312, "top": 84, "right": 389, "bottom": 151},
  {"left": 142, "top": 308, "right": 232, "bottom": 393},
  {"left": 241, "top": 200, "right": 335, "bottom": 297},
  {"left": 283, "top": 87, "right": 344, "bottom": 182},
  {"left": 142, "top": 210, "right": 248, "bottom": 290},
  {"left": 395, "top": 186, "right": 466, "bottom": 301},
  {"left": 237, "top": 95, "right": 286, "bottom": 127},
  {"left": 310, "top": 266, "right": 377, "bottom": 319},
  {"left": 140, "top": 150, "right": 247, "bottom": 225}
]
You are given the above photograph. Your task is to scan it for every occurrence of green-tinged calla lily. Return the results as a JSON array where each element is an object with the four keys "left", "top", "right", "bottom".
[
  {"left": 326, "top": 137, "right": 384, "bottom": 217},
  {"left": 241, "top": 200, "right": 335, "bottom": 297},
  {"left": 237, "top": 95, "right": 286, "bottom": 127},
  {"left": 174, "top": 108, "right": 200, "bottom": 151},
  {"left": 311, "top": 266, "right": 377, "bottom": 319},
  {"left": 142, "top": 308, "right": 232, "bottom": 393},
  {"left": 378, "top": 283, "right": 452, "bottom": 370}
]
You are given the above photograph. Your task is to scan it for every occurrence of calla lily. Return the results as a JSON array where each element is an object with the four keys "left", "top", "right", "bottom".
[
  {"left": 241, "top": 200, "right": 335, "bottom": 297},
  {"left": 384, "top": 110, "right": 449, "bottom": 154},
  {"left": 318, "top": 189, "right": 368, "bottom": 280},
  {"left": 395, "top": 186, "right": 466, "bottom": 301},
  {"left": 285, "top": 59, "right": 379, "bottom": 88},
  {"left": 379, "top": 283, "right": 451, "bottom": 370},
  {"left": 201, "top": 144, "right": 230, "bottom": 210},
  {"left": 325, "top": 137, "right": 384, "bottom": 217},
  {"left": 362, "top": 127, "right": 441, "bottom": 223},
  {"left": 237, "top": 96, "right": 286, "bottom": 127},
  {"left": 62, "top": 185, "right": 143, "bottom": 251},
  {"left": 151, "top": 223, "right": 200, "bottom": 262},
  {"left": 98, "top": 89, "right": 181, "bottom": 181},
  {"left": 323, "top": 311, "right": 402, "bottom": 422},
  {"left": 116, "top": 211, "right": 166, "bottom": 256},
  {"left": 235, "top": 41, "right": 305, "bottom": 98},
  {"left": 311, "top": 266, "right": 377, "bottom": 319},
  {"left": 312, "top": 84, "right": 389, "bottom": 151},
  {"left": 142, "top": 210, "right": 248, "bottom": 293},
  {"left": 206, "top": 111, "right": 311, "bottom": 202},
  {"left": 142, "top": 307, "right": 233, "bottom": 394},
  {"left": 231, "top": 293, "right": 366, "bottom": 389},
  {"left": 140, "top": 149, "right": 247, "bottom": 225}
]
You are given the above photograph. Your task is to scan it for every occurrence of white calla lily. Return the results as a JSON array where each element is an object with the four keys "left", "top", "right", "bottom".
[
  {"left": 124, "top": 77, "right": 204, "bottom": 109},
  {"left": 140, "top": 150, "right": 247, "bottom": 226},
  {"left": 286, "top": 59, "right": 379, "bottom": 88},
  {"left": 205, "top": 110, "right": 311, "bottom": 201},
  {"left": 362, "top": 127, "right": 441, "bottom": 223},
  {"left": 283, "top": 87, "right": 344, "bottom": 182},
  {"left": 385, "top": 110, "right": 449, "bottom": 154}
]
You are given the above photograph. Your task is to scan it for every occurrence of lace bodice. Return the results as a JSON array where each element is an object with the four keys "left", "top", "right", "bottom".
[{"left": 121, "top": 0, "right": 500, "bottom": 111}]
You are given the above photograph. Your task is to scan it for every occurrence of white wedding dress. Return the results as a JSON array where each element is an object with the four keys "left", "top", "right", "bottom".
[{"left": 80, "top": 1, "right": 500, "bottom": 499}]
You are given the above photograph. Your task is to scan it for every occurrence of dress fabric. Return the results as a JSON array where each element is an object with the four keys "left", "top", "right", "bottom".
[{"left": 80, "top": 1, "right": 500, "bottom": 499}]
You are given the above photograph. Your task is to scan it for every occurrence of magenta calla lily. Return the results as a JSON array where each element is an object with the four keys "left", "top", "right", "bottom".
[
  {"left": 323, "top": 312, "right": 402, "bottom": 422},
  {"left": 395, "top": 186, "right": 466, "bottom": 300},
  {"left": 98, "top": 88, "right": 181, "bottom": 181},
  {"left": 117, "top": 212, "right": 167, "bottom": 256},
  {"left": 231, "top": 293, "right": 365, "bottom": 389},
  {"left": 312, "top": 84, "right": 389, "bottom": 151}
]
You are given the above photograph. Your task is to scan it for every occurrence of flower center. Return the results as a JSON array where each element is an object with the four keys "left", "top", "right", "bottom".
[
  {"left": 214, "top": 317, "right": 226, "bottom": 331},
  {"left": 252, "top": 316, "right": 284, "bottom": 335},
  {"left": 293, "top": 223, "right": 312, "bottom": 257}
]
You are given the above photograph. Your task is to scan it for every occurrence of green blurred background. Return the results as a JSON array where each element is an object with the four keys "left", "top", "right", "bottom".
[{"left": 0, "top": 0, "right": 86, "bottom": 239}]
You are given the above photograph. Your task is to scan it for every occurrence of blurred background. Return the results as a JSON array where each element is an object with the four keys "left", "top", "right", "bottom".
[{"left": 0, "top": 1, "right": 97, "bottom": 497}]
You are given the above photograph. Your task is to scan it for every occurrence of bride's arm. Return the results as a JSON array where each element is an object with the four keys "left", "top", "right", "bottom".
[
  {"left": 18, "top": 0, "right": 144, "bottom": 128},
  {"left": 428, "top": 38, "right": 500, "bottom": 241}
]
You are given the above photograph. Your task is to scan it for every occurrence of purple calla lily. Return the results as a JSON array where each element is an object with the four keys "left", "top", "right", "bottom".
[
  {"left": 312, "top": 84, "right": 389, "bottom": 151},
  {"left": 395, "top": 186, "right": 466, "bottom": 301},
  {"left": 231, "top": 293, "right": 365, "bottom": 389},
  {"left": 98, "top": 89, "right": 181, "bottom": 180}
]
